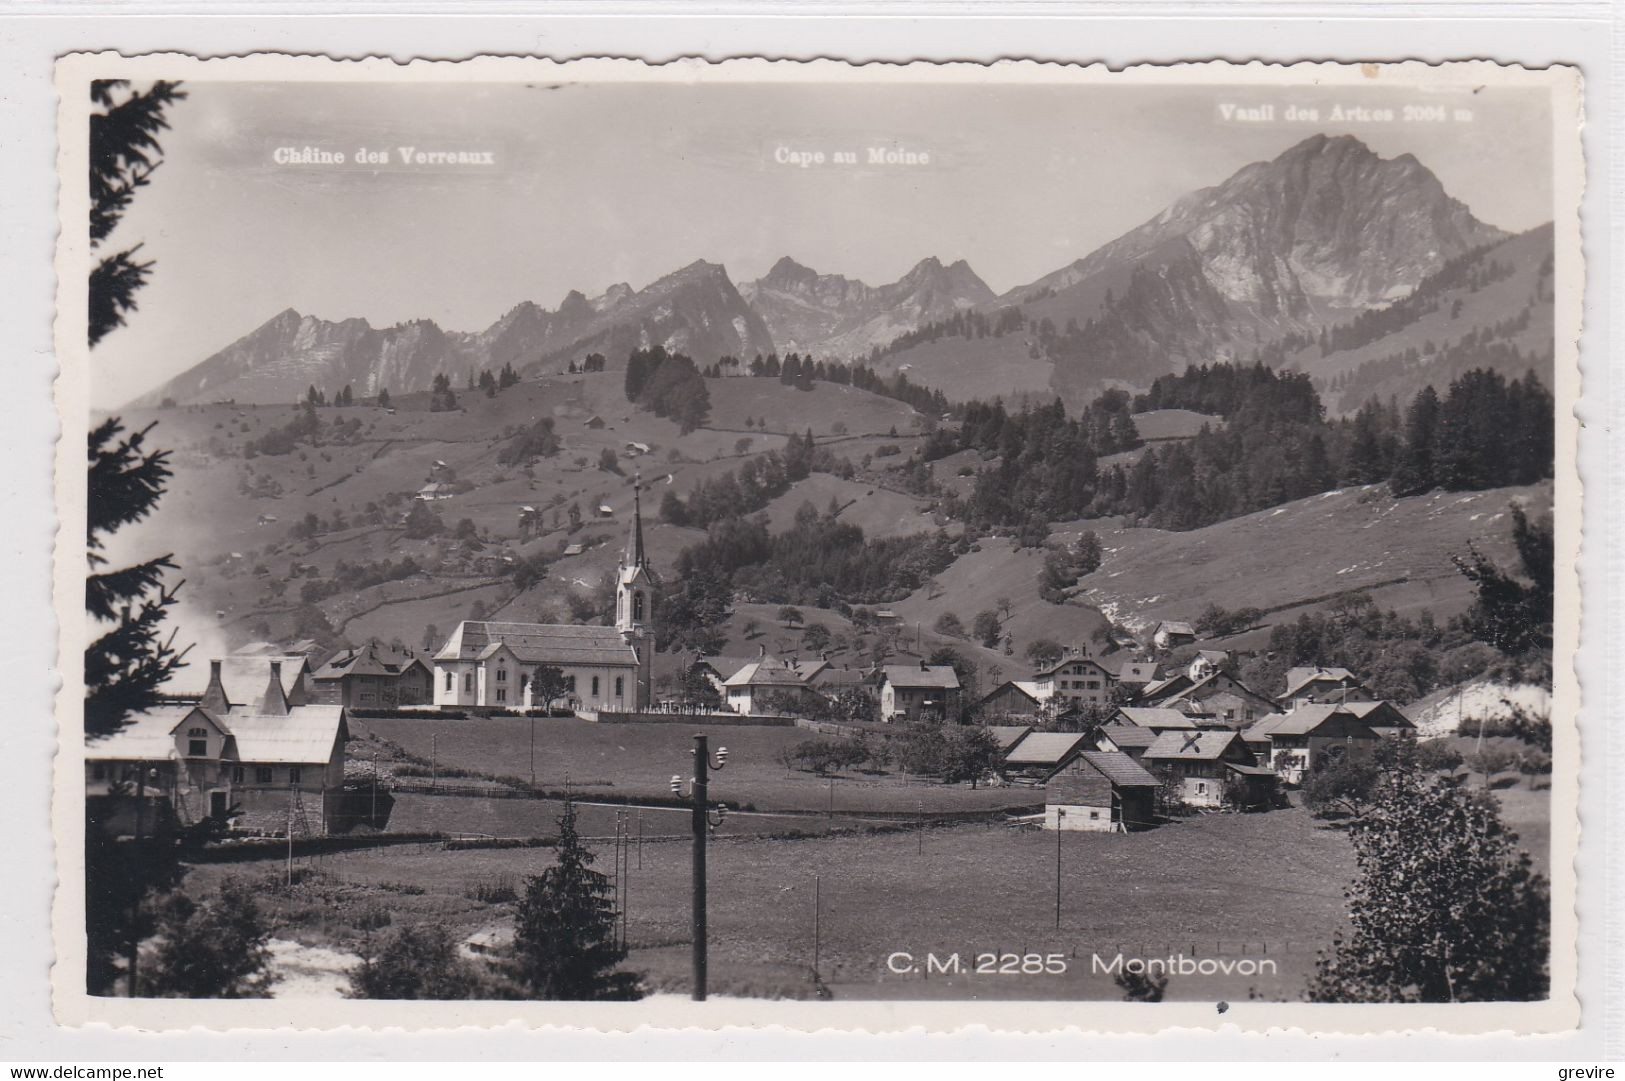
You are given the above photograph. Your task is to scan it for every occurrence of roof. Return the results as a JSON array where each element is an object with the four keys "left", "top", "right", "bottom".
[
  {"left": 1257, "top": 704, "right": 1381, "bottom": 738},
  {"left": 723, "top": 656, "right": 806, "bottom": 689},
  {"left": 314, "top": 644, "right": 429, "bottom": 681},
  {"left": 1097, "top": 723, "right": 1158, "bottom": 750},
  {"left": 1156, "top": 671, "right": 1274, "bottom": 710},
  {"left": 220, "top": 656, "right": 308, "bottom": 705},
  {"left": 1282, "top": 666, "right": 1361, "bottom": 699},
  {"left": 223, "top": 705, "right": 347, "bottom": 764},
  {"left": 882, "top": 664, "right": 961, "bottom": 690},
  {"left": 809, "top": 666, "right": 877, "bottom": 688},
  {"left": 1035, "top": 655, "right": 1111, "bottom": 678},
  {"left": 1225, "top": 762, "right": 1278, "bottom": 777},
  {"left": 1136, "top": 674, "right": 1191, "bottom": 702},
  {"left": 1344, "top": 700, "right": 1415, "bottom": 728},
  {"left": 695, "top": 655, "right": 755, "bottom": 681},
  {"left": 85, "top": 707, "right": 192, "bottom": 761},
  {"left": 1116, "top": 707, "right": 1201, "bottom": 731},
  {"left": 1075, "top": 750, "right": 1162, "bottom": 787},
  {"left": 85, "top": 703, "right": 346, "bottom": 766},
  {"left": 1155, "top": 621, "right": 1195, "bottom": 637},
  {"left": 1003, "top": 731, "right": 1090, "bottom": 767},
  {"left": 986, "top": 725, "right": 1032, "bottom": 752},
  {"left": 1117, "top": 661, "right": 1159, "bottom": 683},
  {"left": 1241, "top": 714, "right": 1288, "bottom": 742},
  {"left": 435, "top": 620, "right": 639, "bottom": 667},
  {"left": 1143, "top": 730, "right": 1244, "bottom": 761},
  {"left": 980, "top": 679, "right": 1042, "bottom": 707}
]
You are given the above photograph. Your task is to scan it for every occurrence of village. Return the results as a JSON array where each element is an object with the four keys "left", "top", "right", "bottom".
[{"left": 86, "top": 492, "right": 1437, "bottom": 843}]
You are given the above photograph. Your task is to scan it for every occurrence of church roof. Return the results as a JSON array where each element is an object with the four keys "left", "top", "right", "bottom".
[{"left": 436, "top": 620, "right": 639, "bottom": 668}]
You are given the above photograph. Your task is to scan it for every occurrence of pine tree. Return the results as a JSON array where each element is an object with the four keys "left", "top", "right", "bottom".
[
  {"left": 85, "top": 421, "right": 188, "bottom": 738},
  {"left": 1390, "top": 384, "right": 1441, "bottom": 496},
  {"left": 377, "top": 387, "right": 391, "bottom": 409},
  {"left": 506, "top": 802, "right": 641, "bottom": 999},
  {"left": 89, "top": 80, "right": 187, "bottom": 347}
]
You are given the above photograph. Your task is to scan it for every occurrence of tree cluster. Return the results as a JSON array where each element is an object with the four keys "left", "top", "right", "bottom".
[{"left": 624, "top": 346, "right": 711, "bottom": 434}]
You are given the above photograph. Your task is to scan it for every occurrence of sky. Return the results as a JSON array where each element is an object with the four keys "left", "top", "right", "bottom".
[{"left": 90, "top": 76, "right": 1554, "bottom": 408}]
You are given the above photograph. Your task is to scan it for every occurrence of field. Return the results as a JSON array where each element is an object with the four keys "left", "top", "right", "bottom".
[
  {"left": 1074, "top": 480, "right": 1553, "bottom": 640},
  {"left": 350, "top": 715, "right": 1037, "bottom": 817},
  {"left": 188, "top": 804, "right": 1360, "bottom": 1001},
  {"left": 868, "top": 333, "right": 1054, "bottom": 408}
]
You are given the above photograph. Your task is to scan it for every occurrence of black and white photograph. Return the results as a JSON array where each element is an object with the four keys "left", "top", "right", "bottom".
[{"left": 55, "top": 54, "right": 1581, "bottom": 1031}]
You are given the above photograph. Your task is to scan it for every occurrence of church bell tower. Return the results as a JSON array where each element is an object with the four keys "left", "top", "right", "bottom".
[{"left": 617, "top": 475, "right": 657, "bottom": 706}]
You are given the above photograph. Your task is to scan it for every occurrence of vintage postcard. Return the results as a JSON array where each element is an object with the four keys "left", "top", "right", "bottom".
[{"left": 53, "top": 53, "right": 1583, "bottom": 1033}]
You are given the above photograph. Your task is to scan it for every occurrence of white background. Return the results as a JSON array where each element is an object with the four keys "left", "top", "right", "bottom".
[{"left": 0, "top": 2, "right": 1616, "bottom": 1063}]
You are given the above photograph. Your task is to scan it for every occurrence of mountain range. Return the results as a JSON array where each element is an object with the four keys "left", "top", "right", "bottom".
[{"left": 134, "top": 134, "right": 1550, "bottom": 411}]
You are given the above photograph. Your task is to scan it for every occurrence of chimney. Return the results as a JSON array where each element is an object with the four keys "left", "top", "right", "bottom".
[
  {"left": 757, "top": 644, "right": 767, "bottom": 658},
  {"left": 258, "top": 660, "right": 290, "bottom": 716},
  {"left": 199, "top": 659, "right": 229, "bottom": 714},
  {"left": 919, "top": 658, "right": 928, "bottom": 671}
]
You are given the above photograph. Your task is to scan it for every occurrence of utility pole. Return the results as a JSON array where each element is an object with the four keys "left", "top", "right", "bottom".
[
  {"left": 431, "top": 732, "right": 438, "bottom": 789},
  {"left": 529, "top": 715, "right": 536, "bottom": 787},
  {"left": 813, "top": 874, "right": 821, "bottom": 981},
  {"left": 637, "top": 811, "right": 644, "bottom": 870},
  {"left": 286, "top": 786, "right": 295, "bottom": 888},
  {"left": 1055, "top": 808, "right": 1065, "bottom": 929},
  {"left": 677, "top": 734, "right": 728, "bottom": 1001},
  {"left": 692, "top": 735, "right": 710, "bottom": 1001}
]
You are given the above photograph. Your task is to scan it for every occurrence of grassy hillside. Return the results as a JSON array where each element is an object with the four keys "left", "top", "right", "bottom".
[
  {"left": 866, "top": 333, "right": 1053, "bottom": 407},
  {"left": 1073, "top": 480, "right": 1552, "bottom": 641},
  {"left": 888, "top": 536, "right": 1109, "bottom": 667},
  {"left": 111, "top": 371, "right": 928, "bottom": 658}
]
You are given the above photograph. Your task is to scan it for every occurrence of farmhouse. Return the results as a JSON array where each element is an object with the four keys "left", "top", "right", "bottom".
[
  {"left": 1244, "top": 704, "right": 1382, "bottom": 784},
  {"left": 311, "top": 643, "right": 433, "bottom": 708},
  {"left": 879, "top": 662, "right": 963, "bottom": 723},
  {"left": 1343, "top": 699, "right": 1416, "bottom": 737},
  {"left": 85, "top": 659, "right": 348, "bottom": 835},
  {"left": 1030, "top": 651, "right": 1117, "bottom": 711},
  {"left": 722, "top": 651, "right": 813, "bottom": 715},
  {"left": 1141, "top": 729, "right": 1257, "bottom": 809},
  {"left": 1115, "top": 660, "right": 1160, "bottom": 694},
  {"left": 975, "top": 679, "right": 1045, "bottom": 721},
  {"left": 1044, "top": 749, "right": 1161, "bottom": 831},
  {"left": 1151, "top": 620, "right": 1197, "bottom": 650},
  {"left": 433, "top": 485, "right": 657, "bottom": 712},
  {"left": 1279, "top": 666, "right": 1374, "bottom": 709},
  {"left": 1139, "top": 671, "right": 1275, "bottom": 727},
  {"left": 805, "top": 663, "right": 881, "bottom": 699}
]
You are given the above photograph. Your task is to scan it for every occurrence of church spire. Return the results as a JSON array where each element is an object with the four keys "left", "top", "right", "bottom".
[{"left": 623, "top": 472, "right": 647, "bottom": 571}]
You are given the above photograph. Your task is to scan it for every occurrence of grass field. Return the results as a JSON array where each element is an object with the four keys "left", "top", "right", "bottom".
[
  {"left": 350, "top": 715, "right": 1039, "bottom": 816},
  {"left": 1073, "top": 480, "right": 1553, "bottom": 639},
  {"left": 187, "top": 805, "right": 1363, "bottom": 1001}
]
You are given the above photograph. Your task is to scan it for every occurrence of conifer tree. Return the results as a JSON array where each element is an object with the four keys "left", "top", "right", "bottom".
[
  {"left": 85, "top": 419, "right": 188, "bottom": 737},
  {"left": 1390, "top": 384, "right": 1441, "bottom": 496},
  {"left": 507, "top": 803, "right": 641, "bottom": 999},
  {"left": 89, "top": 80, "right": 186, "bottom": 347}
]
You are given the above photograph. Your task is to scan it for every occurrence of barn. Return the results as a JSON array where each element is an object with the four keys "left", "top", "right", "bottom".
[{"left": 1043, "top": 750, "right": 1161, "bottom": 832}]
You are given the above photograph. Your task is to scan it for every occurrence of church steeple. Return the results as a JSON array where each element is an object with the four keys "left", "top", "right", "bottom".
[
  {"left": 617, "top": 473, "right": 655, "bottom": 639},
  {"left": 622, "top": 473, "right": 647, "bottom": 572}
]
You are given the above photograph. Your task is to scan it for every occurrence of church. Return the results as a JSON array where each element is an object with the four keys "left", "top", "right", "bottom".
[{"left": 431, "top": 482, "right": 658, "bottom": 713}]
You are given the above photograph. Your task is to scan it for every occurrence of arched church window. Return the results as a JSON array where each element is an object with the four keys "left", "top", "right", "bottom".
[{"left": 632, "top": 592, "right": 644, "bottom": 621}]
